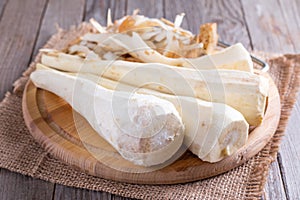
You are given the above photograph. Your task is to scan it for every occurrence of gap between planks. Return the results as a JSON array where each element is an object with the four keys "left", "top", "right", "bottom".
[
  {"left": 241, "top": 0, "right": 300, "bottom": 199},
  {"left": 0, "top": 0, "right": 48, "bottom": 100}
]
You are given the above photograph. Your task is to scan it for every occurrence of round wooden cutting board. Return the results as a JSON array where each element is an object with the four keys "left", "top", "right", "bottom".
[{"left": 22, "top": 73, "right": 280, "bottom": 185}]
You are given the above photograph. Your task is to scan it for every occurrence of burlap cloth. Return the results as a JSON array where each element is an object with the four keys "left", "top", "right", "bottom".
[{"left": 0, "top": 23, "right": 299, "bottom": 200}]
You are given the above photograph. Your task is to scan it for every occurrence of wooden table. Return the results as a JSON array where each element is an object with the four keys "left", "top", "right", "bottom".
[{"left": 0, "top": 0, "right": 299, "bottom": 199}]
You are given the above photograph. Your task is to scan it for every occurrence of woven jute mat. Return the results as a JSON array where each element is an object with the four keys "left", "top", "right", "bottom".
[{"left": 0, "top": 23, "right": 299, "bottom": 200}]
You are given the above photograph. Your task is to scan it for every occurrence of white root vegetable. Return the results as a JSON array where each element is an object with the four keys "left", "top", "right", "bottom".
[
  {"left": 37, "top": 64, "right": 248, "bottom": 163},
  {"left": 95, "top": 32, "right": 253, "bottom": 72},
  {"left": 41, "top": 53, "right": 268, "bottom": 126},
  {"left": 183, "top": 43, "right": 254, "bottom": 73},
  {"left": 30, "top": 69, "right": 185, "bottom": 166},
  {"left": 78, "top": 72, "right": 249, "bottom": 162}
]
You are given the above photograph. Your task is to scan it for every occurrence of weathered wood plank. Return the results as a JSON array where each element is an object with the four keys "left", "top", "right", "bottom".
[
  {"left": 263, "top": 157, "right": 287, "bottom": 200},
  {"left": 85, "top": 0, "right": 127, "bottom": 25},
  {"left": 0, "top": 169, "right": 54, "bottom": 200},
  {"left": 85, "top": 0, "right": 110, "bottom": 24},
  {"left": 277, "top": 94, "right": 300, "bottom": 199},
  {"left": 54, "top": 184, "right": 130, "bottom": 200},
  {"left": 0, "top": 0, "right": 48, "bottom": 100},
  {"left": 241, "top": 0, "right": 294, "bottom": 53},
  {"left": 0, "top": 0, "right": 86, "bottom": 199},
  {"left": 164, "top": 0, "right": 203, "bottom": 33},
  {"left": 110, "top": 0, "right": 127, "bottom": 20},
  {"left": 164, "top": 0, "right": 251, "bottom": 48},
  {"left": 127, "top": 0, "right": 163, "bottom": 18},
  {"left": 0, "top": 0, "right": 8, "bottom": 19},
  {"left": 241, "top": 1, "right": 300, "bottom": 199},
  {"left": 278, "top": 0, "right": 300, "bottom": 52},
  {"left": 33, "top": 0, "right": 85, "bottom": 56}
]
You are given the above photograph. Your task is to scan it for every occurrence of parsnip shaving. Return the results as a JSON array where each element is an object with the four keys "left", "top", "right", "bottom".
[
  {"left": 89, "top": 18, "right": 106, "bottom": 33},
  {"left": 109, "top": 32, "right": 184, "bottom": 65},
  {"left": 174, "top": 13, "right": 185, "bottom": 28},
  {"left": 107, "top": 8, "right": 113, "bottom": 27},
  {"left": 39, "top": 48, "right": 59, "bottom": 53},
  {"left": 132, "top": 9, "right": 140, "bottom": 15}
]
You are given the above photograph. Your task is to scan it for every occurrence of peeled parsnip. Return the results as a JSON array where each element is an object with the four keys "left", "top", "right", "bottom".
[
  {"left": 30, "top": 69, "right": 185, "bottom": 166},
  {"left": 41, "top": 53, "right": 269, "bottom": 126},
  {"left": 96, "top": 32, "right": 253, "bottom": 72},
  {"left": 183, "top": 43, "right": 254, "bottom": 73},
  {"left": 83, "top": 73, "right": 249, "bottom": 162},
  {"left": 36, "top": 64, "right": 248, "bottom": 163}
]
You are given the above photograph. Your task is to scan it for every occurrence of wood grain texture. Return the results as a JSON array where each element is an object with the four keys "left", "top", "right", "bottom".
[
  {"left": 127, "top": 0, "right": 164, "bottom": 18},
  {"left": 0, "top": 0, "right": 47, "bottom": 100},
  {"left": 33, "top": 1, "right": 89, "bottom": 198},
  {"left": 165, "top": 0, "right": 251, "bottom": 48},
  {"left": 165, "top": 0, "right": 202, "bottom": 33},
  {"left": 0, "top": 0, "right": 8, "bottom": 19},
  {"left": 263, "top": 158, "right": 287, "bottom": 200},
  {"left": 110, "top": 0, "right": 127, "bottom": 20},
  {"left": 241, "top": 0, "right": 294, "bottom": 53},
  {"left": 85, "top": 0, "right": 127, "bottom": 27},
  {"left": 33, "top": 0, "right": 85, "bottom": 56},
  {"left": 241, "top": 1, "right": 300, "bottom": 199},
  {"left": 278, "top": 0, "right": 300, "bottom": 52},
  {"left": 22, "top": 74, "right": 280, "bottom": 184},
  {"left": 277, "top": 94, "right": 300, "bottom": 199},
  {"left": 85, "top": 0, "right": 110, "bottom": 24},
  {"left": 0, "top": 0, "right": 86, "bottom": 199},
  {"left": 0, "top": 169, "right": 54, "bottom": 200},
  {"left": 54, "top": 184, "right": 128, "bottom": 200}
]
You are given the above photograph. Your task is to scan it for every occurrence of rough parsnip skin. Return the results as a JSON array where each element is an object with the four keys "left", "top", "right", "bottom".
[
  {"left": 41, "top": 53, "right": 268, "bottom": 126},
  {"left": 30, "top": 69, "right": 185, "bottom": 166},
  {"left": 59, "top": 70, "right": 249, "bottom": 163}
]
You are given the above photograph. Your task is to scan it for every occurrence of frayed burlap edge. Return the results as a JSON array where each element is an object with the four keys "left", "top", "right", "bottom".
[
  {"left": 244, "top": 53, "right": 300, "bottom": 199},
  {"left": 1, "top": 23, "right": 300, "bottom": 199}
]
